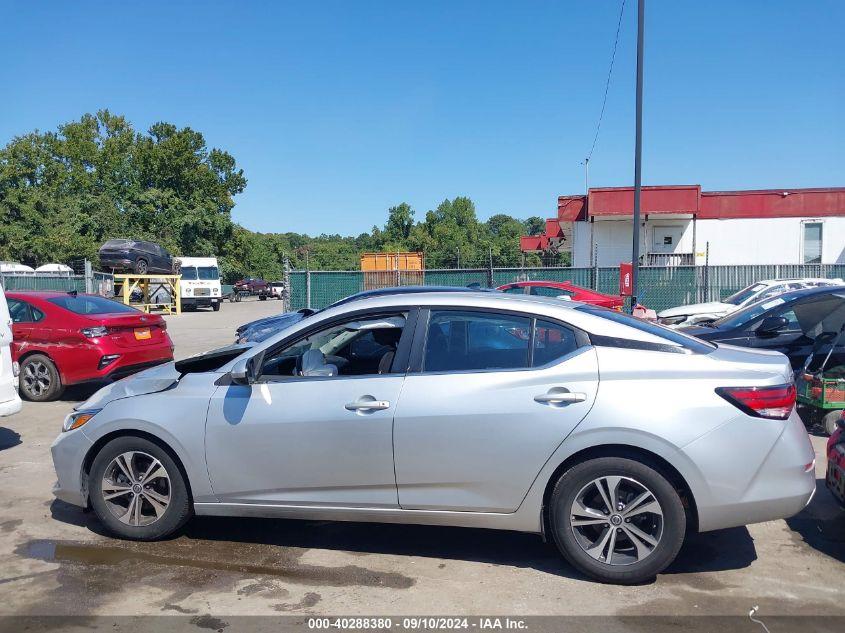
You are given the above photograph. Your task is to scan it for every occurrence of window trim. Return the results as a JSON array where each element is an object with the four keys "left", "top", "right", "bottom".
[
  {"left": 256, "top": 306, "right": 420, "bottom": 383},
  {"left": 408, "top": 306, "right": 589, "bottom": 375}
]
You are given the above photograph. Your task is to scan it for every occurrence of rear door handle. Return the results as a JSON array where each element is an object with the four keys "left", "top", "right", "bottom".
[
  {"left": 534, "top": 391, "right": 587, "bottom": 405},
  {"left": 345, "top": 399, "right": 390, "bottom": 411}
]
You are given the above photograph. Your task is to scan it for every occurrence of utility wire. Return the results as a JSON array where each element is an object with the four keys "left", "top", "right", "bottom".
[{"left": 585, "top": 0, "right": 627, "bottom": 163}]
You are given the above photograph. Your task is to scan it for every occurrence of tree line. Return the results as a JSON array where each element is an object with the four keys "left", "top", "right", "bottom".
[{"left": 0, "top": 111, "right": 560, "bottom": 282}]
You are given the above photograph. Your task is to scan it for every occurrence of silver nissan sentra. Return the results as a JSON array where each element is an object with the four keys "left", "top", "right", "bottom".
[{"left": 51, "top": 291, "right": 815, "bottom": 584}]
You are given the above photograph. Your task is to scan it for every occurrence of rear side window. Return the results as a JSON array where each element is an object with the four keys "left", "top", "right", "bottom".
[
  {"left": 530, "top": 286, "right": 574, "bottom": 298},
  {"left": 424, "top": 311, "right": 530, "bottom": 372},
  {"left": 48, "top": 295, "right": 139, "bottom": 315},
  {"left": 577, "top": 305, "right": 715, "bottom": 354},
  {"left": 501, "top": 286, "right": 525, "bottom": 295},
  {"left": 422, "top": 311, "right": 583, "bottom": 372},
  {"left": 533, "top": 319, "right": 579, "bottom": 365}
]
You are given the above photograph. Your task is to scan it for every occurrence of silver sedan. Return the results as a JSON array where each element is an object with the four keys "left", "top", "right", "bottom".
[{"left": 51, "top": 291, "right": 816, "bottom": 584}]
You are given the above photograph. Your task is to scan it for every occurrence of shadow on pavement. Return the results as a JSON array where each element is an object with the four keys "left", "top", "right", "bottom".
[
  {"left": 786, "top": 478, "right": 845, "bottom": 563},
  {"left": 666, "top": 526, "right": 756, "bottom": 574},
  {"left": 0, "top": 427, "right": 21, "bottom": 451},
  {"left": 50, "top": 499, "right": 760, "bottom": 582}
]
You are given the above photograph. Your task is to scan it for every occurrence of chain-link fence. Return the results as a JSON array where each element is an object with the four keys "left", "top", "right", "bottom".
[
  {"left": 0, "top": 260, "right": 114, "bottom": 296},
  {"left": 286, "top": 263, "right": 845, "bottom": 312}
]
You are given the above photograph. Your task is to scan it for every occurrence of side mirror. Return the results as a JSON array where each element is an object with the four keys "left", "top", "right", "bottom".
[
  {"left": 756, "top": 316, "right": 789, "bottom": 337},
  {"left": 230, "top": 355, "right": 260, "bottom": 385}
]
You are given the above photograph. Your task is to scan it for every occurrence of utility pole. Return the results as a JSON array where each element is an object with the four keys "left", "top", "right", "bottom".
[
  {"left": 583, "top": 157, "right": 589, "bottom": 195},
  {"left": 629, "top": 0, "right": 645, "bottom": 313}
]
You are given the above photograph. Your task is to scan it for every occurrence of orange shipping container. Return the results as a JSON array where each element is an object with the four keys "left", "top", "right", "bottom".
[{"left": 360, "top": 252, "right": 424, "bottom": 272}]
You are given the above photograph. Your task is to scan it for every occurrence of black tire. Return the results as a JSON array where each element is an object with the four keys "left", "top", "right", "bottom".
[
  {"left": 549, "top": 457, "right": 686, "bottom": 584},
  {"left": 822, "top": 410, "right": 842, "bottom": 436},
  {"left": 212, "top": 302, "right": 221, "bottom": 311},
  {"left": 19, "top": 354, "right": 64, "bottom": 402},
  {"left": 89, "top": 436, "right": 191, "bottom": 541},
  {"left": 135, "top": 258, "right": 148, "bottom": 275},
  {"left": 259, "top": 294, "right": 266, "bottom": 301}
]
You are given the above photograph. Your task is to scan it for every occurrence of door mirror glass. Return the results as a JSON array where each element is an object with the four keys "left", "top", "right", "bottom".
[{"left": 756, "top": 316, "right": 789, "bottom": 336}]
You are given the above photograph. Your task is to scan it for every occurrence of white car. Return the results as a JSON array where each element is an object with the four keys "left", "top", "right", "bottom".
[
  {"left": 0, "top": 283, "right": 22, "bottom": 417},
  {"left": 657, "top": 278, "right": 844, "bottom": 327}
]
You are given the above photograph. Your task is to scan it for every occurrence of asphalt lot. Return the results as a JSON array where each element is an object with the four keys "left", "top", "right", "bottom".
[{"left": 1, "top": 298, "right": 844, "bottom": 618}]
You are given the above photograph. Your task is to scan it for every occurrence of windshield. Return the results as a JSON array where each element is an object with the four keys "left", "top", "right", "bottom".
[
  {"left": 181, "top": 266, "right": 219, "bottom": 281},
  {"left": 49, "top": 295, "right": 140, "bottom": 315},
  {"left": 723, "top": 283, "right": 767, "bottom": 306}
]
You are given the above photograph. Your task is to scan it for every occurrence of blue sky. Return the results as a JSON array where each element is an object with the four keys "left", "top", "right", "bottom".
[{"left": 2, "top": 1, "right": 843, "bottom": 235}]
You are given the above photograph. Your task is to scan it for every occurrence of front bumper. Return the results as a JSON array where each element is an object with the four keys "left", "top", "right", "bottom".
[
  {"left": 684, "top": 410, "right": 816, "bottom": 532},
  {"left": 51, "top": 427, "right": 95, "bottom": 508},
  {"left": 182, "top": 297, "right": 220, "bottom": 307}
]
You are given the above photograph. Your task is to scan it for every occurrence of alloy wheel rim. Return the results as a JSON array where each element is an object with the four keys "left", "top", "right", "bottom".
[
  {"left": 22, "top": 361, "right": 51, "bottom": 397},
  {"left": 101, "top": 451, "right": 171, "bottom": 527},
  {"left": 569, "top": 475, "right": 664, "bottom": 566}
]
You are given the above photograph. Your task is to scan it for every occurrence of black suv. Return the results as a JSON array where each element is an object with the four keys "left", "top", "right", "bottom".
[{"left": 98, "top": 239, "right": 178, "bottom": 275}]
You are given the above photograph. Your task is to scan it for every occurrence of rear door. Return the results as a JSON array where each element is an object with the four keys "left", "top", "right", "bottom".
[{"left": 392, "top": 308, "right": 599, "bottom": 512}]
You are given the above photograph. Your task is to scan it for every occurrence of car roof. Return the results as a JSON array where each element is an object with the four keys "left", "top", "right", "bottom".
[{"left": 751, "top": 284, "right": 845, "bottom": 305}]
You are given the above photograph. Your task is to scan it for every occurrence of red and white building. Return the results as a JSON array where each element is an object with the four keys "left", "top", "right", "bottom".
[{"left": 521, "top": 185, "right": 845, "bottom": 267}]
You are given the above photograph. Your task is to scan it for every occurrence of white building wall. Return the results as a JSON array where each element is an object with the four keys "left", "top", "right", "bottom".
[
  {"left": 695, "top": 217, "right": 845, "bottom": 265},
  {"left": 570, "top": 216, "right": 845, "bottom": 267}
]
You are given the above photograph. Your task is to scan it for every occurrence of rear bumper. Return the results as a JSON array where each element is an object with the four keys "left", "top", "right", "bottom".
[
  {"left": 684, "top": 410, "right": 816, "bottom": 532},
  {"left": 62, "top": 342, "right": 174, "bottom": 385}
]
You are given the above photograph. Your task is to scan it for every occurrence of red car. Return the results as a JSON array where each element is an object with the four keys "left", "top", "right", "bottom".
[
  {"left": 827, "top": 414, "right": 845, "bottom": 507},
  {"left": 6, "top": 291, "right": 174, "bottom": 401},
  {"left": 496, "top": 281, "right": 655, "bottom": 318},
  {"left": 497, "top": 281, "right": 624, "bottom": 308}
]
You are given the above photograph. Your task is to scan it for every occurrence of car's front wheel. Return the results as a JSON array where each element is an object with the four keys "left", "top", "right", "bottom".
[
  {"left": 549, "top": 457, "right": 686, "bottom": 584},
  {"left": 89, "top": 436, "right": 191, "bottom": 540}
]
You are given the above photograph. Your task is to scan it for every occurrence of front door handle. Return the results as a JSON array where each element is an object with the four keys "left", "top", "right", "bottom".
[
  {"left": 345, "top": 399, "right": 390, "bottom": 411},
  {"left": 534, "top": 391, "right": 587, "bottom": 405}
]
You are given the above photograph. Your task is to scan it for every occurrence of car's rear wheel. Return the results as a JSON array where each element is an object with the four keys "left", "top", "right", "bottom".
[
  {"left": 89, "top": 436, "right": 191, "bottom": 540},
  {"left": 549, "top": 457, "right": 686, "bottom": 584},
  {"left": 19, "top": 354, "right": 64, "bottom": 401}
]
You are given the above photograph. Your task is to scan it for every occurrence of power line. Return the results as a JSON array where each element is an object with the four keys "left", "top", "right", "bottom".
[{"left": 585, "top": 0, "right": 627, "bottom": 164}]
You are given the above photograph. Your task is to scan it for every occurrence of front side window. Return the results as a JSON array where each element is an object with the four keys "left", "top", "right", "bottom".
[
  {"left": 803, "top": 222, "right": 823, "bottom": 264},
  {"left": 261, "top": 313, "right": 407, "bottom": 378}
]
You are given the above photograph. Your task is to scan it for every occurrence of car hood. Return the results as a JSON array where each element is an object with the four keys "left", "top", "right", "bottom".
[
  {"left": 77, "top": 343, "right": 253, "bottom": 410},
  {"left": 657, "top": 301, "right": 733, "bottom": 318},
  {"left": 78, "top": 361, "right": 182, "bottom": 410}
]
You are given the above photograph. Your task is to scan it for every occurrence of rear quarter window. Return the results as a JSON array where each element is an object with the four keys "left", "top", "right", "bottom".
[{"left": 577, "top": 305, "right": 715, "bottom": 354}]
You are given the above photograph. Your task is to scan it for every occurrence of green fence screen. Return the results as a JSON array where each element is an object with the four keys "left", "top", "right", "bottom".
[{"left": 286, "top": 264, "right": 845, "bottom": 312}]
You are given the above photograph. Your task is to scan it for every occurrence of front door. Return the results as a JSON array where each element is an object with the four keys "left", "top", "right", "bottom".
[
  {"left": 393, "top": 309, "right": 599, "bottom": 513},
  {"left": 205, "top": 310, "right": 412, "bottom": 507}
]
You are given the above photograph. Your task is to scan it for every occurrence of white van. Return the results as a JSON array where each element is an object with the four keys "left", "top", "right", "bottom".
[
  {"left": 178, "top": 256, "right": 222, "bottom": 311},
  {"left": 0, "top": 283, "right": 22, "bottom": 417}
]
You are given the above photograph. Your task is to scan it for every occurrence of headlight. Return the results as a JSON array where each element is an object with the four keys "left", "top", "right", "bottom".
[
  {"left": 658, "top": 316, "right": 687, "bottom": 326},
  {"left": 63, "top": 409, "right": 101, "bottom": 432}
]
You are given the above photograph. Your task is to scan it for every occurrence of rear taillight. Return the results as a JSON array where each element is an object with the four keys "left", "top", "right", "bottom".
[
  {"left": 716, "top": 384, "right": 796, "bottom": 420},
  {"left": 81, "top": 326, "right": 109, "bottom": 338}
]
